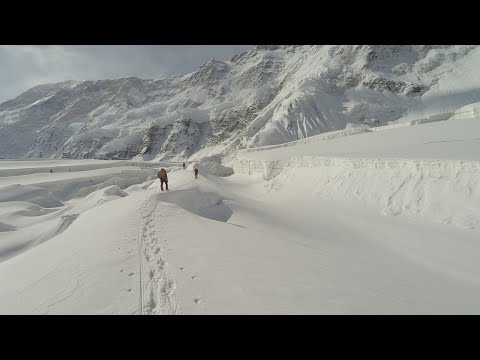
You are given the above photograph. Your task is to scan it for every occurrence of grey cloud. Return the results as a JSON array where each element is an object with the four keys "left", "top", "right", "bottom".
[{"left": 0, "top": 45, "right": 254, "bottom": 103}]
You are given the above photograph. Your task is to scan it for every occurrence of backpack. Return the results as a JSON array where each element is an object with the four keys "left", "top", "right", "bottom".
[{"left": 158, "top": 168, "right": 167, "bottom": 179}]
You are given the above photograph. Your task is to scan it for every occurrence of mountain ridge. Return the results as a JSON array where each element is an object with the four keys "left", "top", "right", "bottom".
[{"left": 1, "top": 45, "right": 479, "bottom": 161}]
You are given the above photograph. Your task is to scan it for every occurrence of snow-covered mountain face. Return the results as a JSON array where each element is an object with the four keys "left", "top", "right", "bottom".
[{"left": 1, "top": 45, "right": 479, "bottom": 161}]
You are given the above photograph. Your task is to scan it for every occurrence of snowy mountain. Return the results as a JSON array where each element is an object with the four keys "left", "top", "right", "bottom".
[{"left": 1, "top": 45, "right": 480, "bottom": 161}]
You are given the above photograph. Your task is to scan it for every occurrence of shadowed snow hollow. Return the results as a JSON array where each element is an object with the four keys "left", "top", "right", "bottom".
[{"left": 157, "top": 189, "right": 233, "bottom": 223}]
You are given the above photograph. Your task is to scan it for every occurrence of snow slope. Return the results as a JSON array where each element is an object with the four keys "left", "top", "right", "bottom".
[
  {"left": 0, "top": 189, "right": 146, "bottom": 314},
  {"left": 1, "top": 166, "right": 480, "bottom": 314},
  {"left": 236, "top": 117, "right": 480, "bottom": 161},
  {"left": 234, "top": 117, "right": 480, "bottom": 230}
]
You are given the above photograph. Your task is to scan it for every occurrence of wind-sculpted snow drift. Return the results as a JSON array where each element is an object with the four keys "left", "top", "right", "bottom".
[
  {"left": 235, "top": 156, "right": 480, "bottom": 230},
  {"left": 0, "top": 160, "right": 159, "bottom": 262}
]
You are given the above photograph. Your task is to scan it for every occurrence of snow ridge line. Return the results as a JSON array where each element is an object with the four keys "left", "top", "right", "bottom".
[
  {"left": 138, "top": 192, "right": 178, "bottom": 315},
  {"left": 237, "top": 114, "right": 455, "bottom": 156},
  {"left": 234, "top": 156, "right": 480, "bottom": 180},
  {"left": 240, "top": 128, "right": 372, "bottom": 154}
]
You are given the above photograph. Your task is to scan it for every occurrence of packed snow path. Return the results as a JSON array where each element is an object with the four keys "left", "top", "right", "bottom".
[{"left": 138, "top": 193, "right": 178, "bottom": 315}]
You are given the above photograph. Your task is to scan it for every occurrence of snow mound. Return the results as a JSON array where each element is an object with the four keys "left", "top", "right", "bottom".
[
  {"left": 70, "top": 185, "right": 129, "bottom": 214},
  {"left": 0, "top": 222, "right": 17, "bottom": 232},
  {"left": 190, "top": 161, "right": 234, "bottom": 177},
  {"left": 158, "top": 189, "right": 233, "bottom": 223},
  {"left": 0, "top": 184, "right": 63, "bottom": 208},
  {"left": 124, "top": 180, "right": 156, "bottom": 192},
  {"left": 103, "top": 185, "right": 128, "bottom": 197}
]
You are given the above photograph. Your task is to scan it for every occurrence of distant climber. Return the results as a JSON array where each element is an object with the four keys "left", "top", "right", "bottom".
[
  {"left": 158, "top": 168, "right": 169, "bottom": 191},
  {"left": 183, "top": 163, "right": 186, "bottom": 170},
  {"left": 194, "top": 168, "right": 198, "bottom": 179}
]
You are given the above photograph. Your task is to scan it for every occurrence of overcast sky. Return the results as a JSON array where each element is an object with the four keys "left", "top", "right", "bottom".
[{"left": 0, "top": 45, "right": 254, "bottom": 103}]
